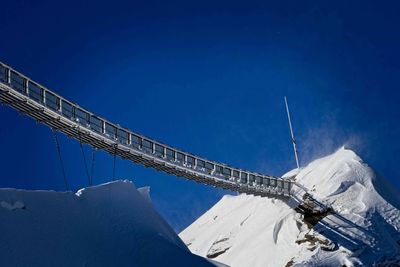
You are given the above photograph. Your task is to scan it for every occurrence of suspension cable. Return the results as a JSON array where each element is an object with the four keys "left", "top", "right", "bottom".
[
  {"left": 52, "top": 130, "right": 70, "bottom": 191},
  {"left": 112, "top": 144, "right": 117, "bottom": 181},
  {"left": 90, "top": 148, "right": 96, "bottom": 185},
  {"left": 79, "top": 133, "right": 92, "bottom": 186}
]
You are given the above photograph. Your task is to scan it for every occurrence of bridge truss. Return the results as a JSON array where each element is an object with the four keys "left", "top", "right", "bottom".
[{"left": 0, "top": 62, "right": 292, "bottom": 197}]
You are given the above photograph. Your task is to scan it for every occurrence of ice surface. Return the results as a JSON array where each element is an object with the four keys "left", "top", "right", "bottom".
[
  {"left": 0, "top": 180, "right": 215, "bottom": 267},
  {"left": 180, "top": 148, "right": 400, "bottom": 267}
]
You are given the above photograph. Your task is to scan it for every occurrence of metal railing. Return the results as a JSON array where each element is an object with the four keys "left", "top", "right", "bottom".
[{"left": 0, "top": 61, "right": 292, "bottom": 197}]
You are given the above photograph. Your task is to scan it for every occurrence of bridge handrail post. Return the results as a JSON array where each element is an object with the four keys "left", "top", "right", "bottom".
[
  {"left": 6, "top": 67, "right": 10, "bottom": 84},
  {"left": 25, "top": 79, "right": 29, "bottom": 96}
]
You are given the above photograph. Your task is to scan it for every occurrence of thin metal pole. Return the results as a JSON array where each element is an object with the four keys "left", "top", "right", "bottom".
[
  {"left": 52, "top": 130, "right": 70, "bottom": 191},
  {"left": 112, "top": 145, "right": 117, "bottom": 181},
  {"left": 79, "top": 133, "right": 92, "bottom": 186},
  {"left": 90, "top": 148, "right": 96, "bottom": 185},
  {"left": 284, "top": 96, "right": 300, "bottom": 169}
]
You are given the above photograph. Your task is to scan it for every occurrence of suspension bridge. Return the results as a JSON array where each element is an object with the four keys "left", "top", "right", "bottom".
[{"left": 0, "top": 62, "right": 293, "bottom": 198}]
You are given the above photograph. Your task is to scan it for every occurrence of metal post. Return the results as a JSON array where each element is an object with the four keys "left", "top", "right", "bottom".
[
  {"left": 43, "top": 90, "right": 47, "bottom": 105},
  {"left": 284, "top": 96, "right": 300, "bottom": 169},
  {"left": 6, "top": 68, "right": 10, "bottom": 84},
  {"left": 57, "top": 98, "right": 62, "bottom": 113},
  {"left": 112, "top": 144, "right": 117, "bottom": 181},
  {"left": 59, "top": 98, "right": 62, "bottom": 113},
  {"left": 25, "top": 79, "right": 29, "bottom": 95}
]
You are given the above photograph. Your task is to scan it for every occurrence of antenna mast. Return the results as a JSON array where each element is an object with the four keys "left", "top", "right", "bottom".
[{"left": 284, "top": 96, "right": 300, "bottom": 169}]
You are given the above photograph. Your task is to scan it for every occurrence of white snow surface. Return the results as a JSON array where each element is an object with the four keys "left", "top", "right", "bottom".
[
  {"left": 0, "top": 180, "right": 215, "bottom": 267},
  {"left": 180, "top": 147, "right": 400, "bottom": 266}
]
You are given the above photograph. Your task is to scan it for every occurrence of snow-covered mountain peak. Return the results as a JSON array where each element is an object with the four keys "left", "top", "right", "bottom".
[
  {"left": 292, "top": 147, "right": 373, "bottom": 198},
  {"left": 180, "top": 148, "right": 400, "bottom": 267}
]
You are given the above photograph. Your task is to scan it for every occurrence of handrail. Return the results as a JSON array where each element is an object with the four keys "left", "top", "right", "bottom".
[{"left": 0, "top": 61, "right": 292, "bottom": 197}]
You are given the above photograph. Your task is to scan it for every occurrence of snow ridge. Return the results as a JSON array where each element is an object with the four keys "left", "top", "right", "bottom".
[{"left": 0, "top": 180, "right": 215, "bottom": 267}]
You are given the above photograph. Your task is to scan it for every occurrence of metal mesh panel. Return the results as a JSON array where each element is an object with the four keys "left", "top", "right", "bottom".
[
  {"left": 223, "top": 168, "right": 231, "bottom": 177},
  {"left": 240, "top": 172, "right": 248, "bottom": 183},
  {"left": 187, "top": 156, "right": 195, "bottom": 166},
  {"left": 117, "top": 129, "right": 129, "bottom": 144},
  {"left": 105, "top": 123, "right": 116, "bottom": 138},
  {"left": 215, "top": 165, "right": 223, "bottom": 174},
  {"left": 90, "top": 116, "right": 103, "bottom": 133},
  {"left": 154, "top": 144, "right": 164, "bottom": 157},
  {"left": 45, "top": 92, "right": 60, "bottom": 111},
  {"left": 0, "top": 65, "right": 6, "bottom": 83},
  {"left": 10, "top": 71, "right": 25, "bottom": 94},
  {"left": 249, "top": 174, "right": 255, "bottom": 183},
  {"left": 142, "top": 139, "right": 153, "bottom": 153},
  {"left": 197, "top": 159, "right": 205, "bottom": 168},
  {"left": 176, "top": 152, "right": 185, "bottom": 163},
  {"left": 131, "top": 135, "right": 141, "bottom": 148},
  {"left": 28, "top": 82, "right": 43, "bottom": 103},
  {"left": 205, "top": 162, "right": 214, "bottom": 174},
  {"left": 75, "top": 108, "right": 89, "bottom": 125},
  {"left": 62, "top": 101, "right": 74, "bottom": 118},
  {"left": 166, "top": 148, "right": 175, "bottom": 161}
]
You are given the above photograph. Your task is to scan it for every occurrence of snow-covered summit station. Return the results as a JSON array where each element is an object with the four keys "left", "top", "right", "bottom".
[{"left": 0, "top": 61, "right": 291, "bottom": 198}]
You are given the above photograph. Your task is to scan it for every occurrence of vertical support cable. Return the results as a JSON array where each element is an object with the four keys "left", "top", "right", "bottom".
[
  {"left": 52, "top": 130, "right": 70, "bottom": 191},
  {"left": 79, "top": 133, "right": 92, "bottom": 186},
  {"left": 112, "top": 144, "right": 117, "bottom": 181},
  {"left": 284, "top": 96, "right": 300, "bottom": 169},
  {"left": 90, "top": 148, "right": 96, "bottom": 185}
]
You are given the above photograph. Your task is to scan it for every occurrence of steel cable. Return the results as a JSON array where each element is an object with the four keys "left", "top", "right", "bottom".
[
  {"left": 112, "top": 145, "right": 117, "bottom": 181},
  {"left": 52, "top": 130, "right": 70, "bottom": 191},
  {"left": 79, "top": 133, "right": 92, "bottom": 186},
  {"left": 90, "top": 148, "right": 96, "bottom": 185}
]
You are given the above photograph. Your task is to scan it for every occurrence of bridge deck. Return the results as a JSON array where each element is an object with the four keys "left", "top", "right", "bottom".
[{"left": 0, "top": 62, "right": 292, "bottom": 197}]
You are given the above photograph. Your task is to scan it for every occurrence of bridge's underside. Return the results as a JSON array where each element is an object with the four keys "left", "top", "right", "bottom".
[{"left": 0, "top": 62, "right": 292, "bottom": 198}]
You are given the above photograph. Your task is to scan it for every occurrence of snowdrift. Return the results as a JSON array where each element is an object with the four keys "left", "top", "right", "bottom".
[
  {"left": 180, "top": 148, "right": 400, "bottom": 266},
  {"left": 0, "top": 180, "right": 214, "bottom": 267}
]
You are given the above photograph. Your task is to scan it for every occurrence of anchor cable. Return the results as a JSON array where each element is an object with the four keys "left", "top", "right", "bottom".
[
  {"left": 90, "top": 148, "right": 96, "bottom": 185},
  {"left": 52, "top": 130, "right": 70, "bottom": 191},
  {"left": 112, "top": 145, "right": 117, "bottom": 181},
  {"left": 79, "top": 133, "right": 92, "bottom": 186}
]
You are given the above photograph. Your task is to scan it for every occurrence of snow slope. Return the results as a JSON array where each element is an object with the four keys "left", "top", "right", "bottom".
[
  {"left": 180, "top": 148, "right": 400, "bottom": 266},
  {"left": 0, "top": 180, "right": 215, "bottom": 267}
]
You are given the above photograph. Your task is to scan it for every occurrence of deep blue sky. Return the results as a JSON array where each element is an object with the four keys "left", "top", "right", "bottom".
[{"left": 1, "top": 1, "right": 399, "bottom": 232}]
